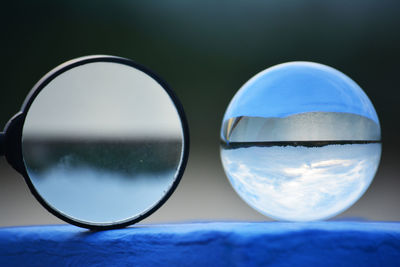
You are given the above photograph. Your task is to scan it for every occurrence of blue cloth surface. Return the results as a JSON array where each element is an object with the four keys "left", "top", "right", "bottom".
[{"left": 0, "top": 222, "right": 399, "bottom": 266}]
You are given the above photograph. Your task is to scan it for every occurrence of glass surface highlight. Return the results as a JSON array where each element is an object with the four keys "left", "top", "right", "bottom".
[
  {"left": 220, "top": 62, "right": 381, "bottom": 221},
  {"left": 22, "top": 62, "right": 183, "bottom": 225}
]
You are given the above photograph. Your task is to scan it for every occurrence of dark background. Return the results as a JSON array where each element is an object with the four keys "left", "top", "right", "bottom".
[{"left": 0, "top": 0, "right": 399, "bottom": 226}]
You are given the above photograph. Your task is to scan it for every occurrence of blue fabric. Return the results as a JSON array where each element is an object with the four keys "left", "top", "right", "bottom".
[{"left": 0, "top": 222, "right": 399, "bottom": 266}]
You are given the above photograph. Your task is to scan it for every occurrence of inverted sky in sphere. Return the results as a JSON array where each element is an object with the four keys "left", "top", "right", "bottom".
[
  {"left": 224, "top": 62, "right": 379, "bottom": 124},
  {"left": 221, "top": 143, "right": 381, "bottom": 221}
]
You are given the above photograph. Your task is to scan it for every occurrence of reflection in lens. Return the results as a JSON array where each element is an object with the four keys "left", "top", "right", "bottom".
[
  {"left": 220, "top": 62, "right": 381, "bottom": 221},
  {"left": 221, "top": 142, "right": 381, "bottom": 221},
  {"left": 22, "top": 61, "right": 184, "bottom": 225}
]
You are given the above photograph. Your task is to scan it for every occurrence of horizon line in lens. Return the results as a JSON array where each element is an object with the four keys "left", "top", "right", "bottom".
[{"left": 221, "top": 140, "right": 381, "bottom": 149}]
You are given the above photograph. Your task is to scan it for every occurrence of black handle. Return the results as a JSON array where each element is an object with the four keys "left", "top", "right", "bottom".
[{"left": 0, "top": 132, "right": 4, "bottom": 156}]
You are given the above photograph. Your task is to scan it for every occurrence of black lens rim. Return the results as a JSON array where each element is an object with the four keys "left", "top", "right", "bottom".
[{"left": 16, "top": 55, "right": 190, "bottom": 230}]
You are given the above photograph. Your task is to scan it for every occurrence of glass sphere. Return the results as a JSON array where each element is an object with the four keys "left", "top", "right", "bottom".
[{"left": 220, "top": 62, "right": 381, "bottom": 221}]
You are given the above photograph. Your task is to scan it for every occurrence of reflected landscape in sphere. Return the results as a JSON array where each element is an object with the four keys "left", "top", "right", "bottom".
[
  {"left": 22, "top": 59, "right": 185, "bottom": 226},
  {"left": 220, "top": 62, "right": 381, "bottom": 221}
]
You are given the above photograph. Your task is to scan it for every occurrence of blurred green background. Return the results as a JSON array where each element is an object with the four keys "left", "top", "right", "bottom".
[{"left": 1, "top": 0, "right": 399, "bottom": 225}]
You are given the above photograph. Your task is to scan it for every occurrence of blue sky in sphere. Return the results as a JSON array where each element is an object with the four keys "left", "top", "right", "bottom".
[
  {"left": 224, "top": 62, "right": 379, "bottom": 124},
  {"left": 221, "top": 143, "right": 381, "bottom": 221}
]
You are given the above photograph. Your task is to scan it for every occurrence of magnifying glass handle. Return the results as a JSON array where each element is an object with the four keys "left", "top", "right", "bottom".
[
  {"left": 0, "top": 132, "right": 4, "bottom": 156},
  {"left": 2, "top": 112, "right": 24, "bottom": 174}
]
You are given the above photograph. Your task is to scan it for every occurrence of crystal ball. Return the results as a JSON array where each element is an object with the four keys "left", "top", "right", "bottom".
[{"left": 220, "top": 62, "right": 381, "bottom": 221}]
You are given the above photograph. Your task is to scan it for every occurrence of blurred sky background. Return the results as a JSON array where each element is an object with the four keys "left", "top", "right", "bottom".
[{"left": 0, "top": 0, "right": 399, "bottom": 226}]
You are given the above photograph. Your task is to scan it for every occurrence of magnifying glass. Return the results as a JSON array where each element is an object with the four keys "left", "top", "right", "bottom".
[{"left": 0, "top": 55, "right": 189, "bottom": 230}]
